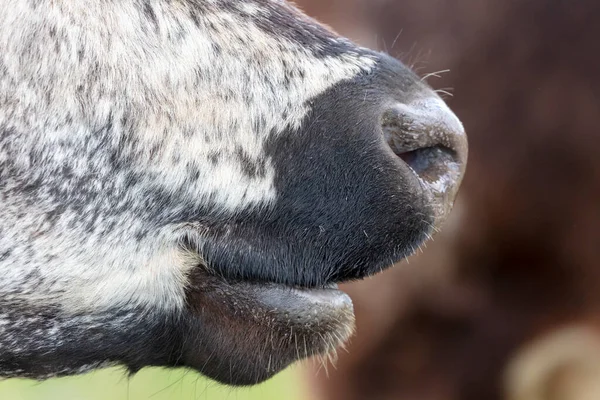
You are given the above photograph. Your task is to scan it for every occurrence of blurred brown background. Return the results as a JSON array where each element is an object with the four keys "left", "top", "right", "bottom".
[{"left": 295, "top": 1, "right": 600, "bottom": 399}]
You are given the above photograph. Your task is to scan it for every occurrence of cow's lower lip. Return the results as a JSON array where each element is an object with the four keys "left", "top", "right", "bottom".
[
  {"left": 198, "top": 276, "right": 355, "bottom": 330},
  {"left": 237, "top": 281, "right": 353, "bottom": 322},
  {"left": 188, "top": 271, "right": 352, "bottom": 313},
  {"left": 184, "top": 269, "right": 355, "bottom": 385}
]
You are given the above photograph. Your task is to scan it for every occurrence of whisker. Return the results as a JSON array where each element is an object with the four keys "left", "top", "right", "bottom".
[
  {"left": 421, "top": 69, "right": 451, "bottom": 81},
  {"left": 391, "top": 29, "right": 403, "bottom": 50}
]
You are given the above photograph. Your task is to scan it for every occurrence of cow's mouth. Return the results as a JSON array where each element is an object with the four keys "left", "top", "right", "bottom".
[{"left": 181, "top": 262, "right": 355, "bottom": 386}]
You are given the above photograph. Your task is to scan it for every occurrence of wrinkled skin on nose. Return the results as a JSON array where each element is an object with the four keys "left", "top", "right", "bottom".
[{"left": 383, "top": 97, "right": 468, "bottom": 225}]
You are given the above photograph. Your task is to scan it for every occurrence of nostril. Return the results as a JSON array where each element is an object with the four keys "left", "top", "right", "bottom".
[
  {"left": 395, "top": 145, "right": 458, "bottom": 183},
  {"left": 381, "top": 98, "right": 467, "bottom": 184},
  {"left": 381, "top": 97, "right": 468, "bottom": 225}
]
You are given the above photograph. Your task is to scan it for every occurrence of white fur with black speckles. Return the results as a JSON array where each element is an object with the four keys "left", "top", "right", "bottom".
[{"left": 0, "top": 0, "right": 375, "bottom": 314}]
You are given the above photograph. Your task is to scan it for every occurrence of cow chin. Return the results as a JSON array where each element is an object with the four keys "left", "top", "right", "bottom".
[{"left": 180, "top": 267, "right": 354, "bottom": 385}]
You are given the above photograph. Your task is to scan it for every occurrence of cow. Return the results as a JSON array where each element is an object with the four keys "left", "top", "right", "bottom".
[{"left": 0, "top": 0, "right": 467, "bottom": 386}]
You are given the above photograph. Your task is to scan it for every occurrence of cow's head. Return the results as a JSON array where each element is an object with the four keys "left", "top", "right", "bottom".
[{"left": 0, "top": 0, "right": 467, "bottom": 385}]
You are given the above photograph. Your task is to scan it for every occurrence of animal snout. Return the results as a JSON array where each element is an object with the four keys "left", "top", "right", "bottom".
[{"left": 382, "top": 97, "right": 468, "bottom": 227}]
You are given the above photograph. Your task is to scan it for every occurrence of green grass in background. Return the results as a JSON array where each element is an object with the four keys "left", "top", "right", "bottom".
[{"left": 0, "top": 365, "right": 306, "bottom": 400}]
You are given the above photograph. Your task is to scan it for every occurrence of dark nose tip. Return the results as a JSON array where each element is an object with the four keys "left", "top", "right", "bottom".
[{"left": 382, "top": 97, "right": 468, "bottom": 226}]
